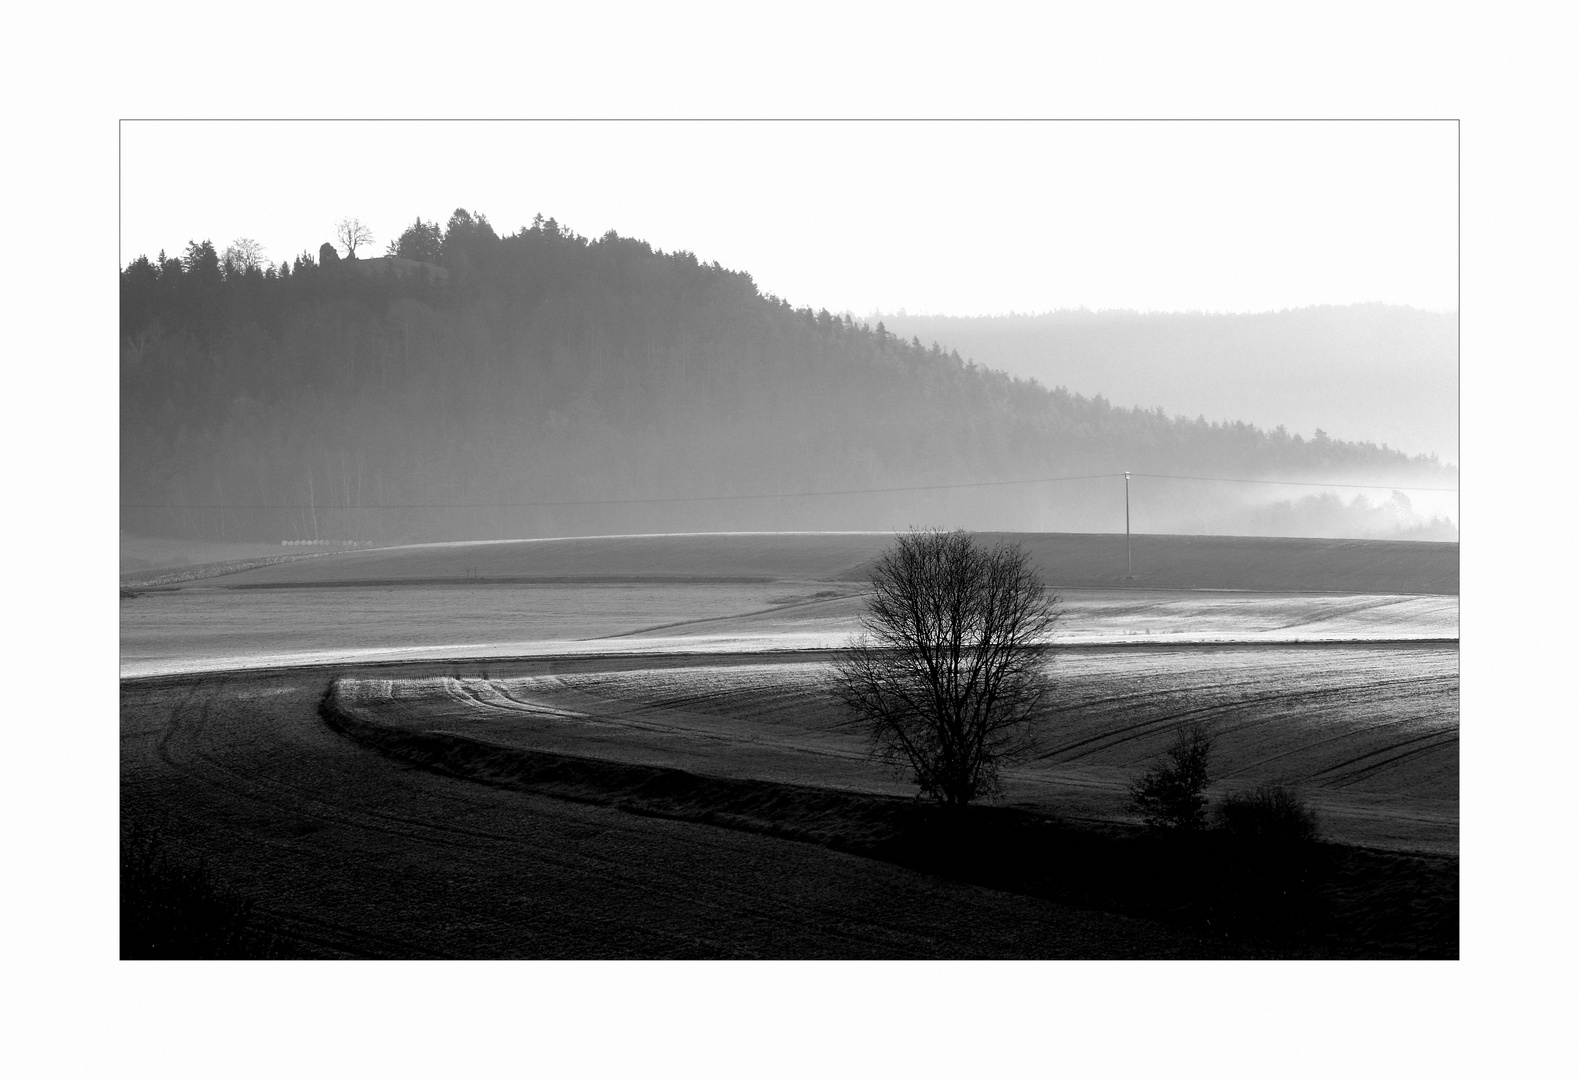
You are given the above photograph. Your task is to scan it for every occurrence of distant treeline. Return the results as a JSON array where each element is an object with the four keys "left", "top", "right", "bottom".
[{"left": 121, "top": 211, "right": 1458, "bottom": 542}]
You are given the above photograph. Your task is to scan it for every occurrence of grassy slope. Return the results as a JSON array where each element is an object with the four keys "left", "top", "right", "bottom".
[{"left": 202, "top": 531, "right": 1458, "bottom": 595}]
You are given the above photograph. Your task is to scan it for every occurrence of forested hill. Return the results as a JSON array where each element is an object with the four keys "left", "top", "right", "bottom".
[{"left": 120, "top": 211, "right": 1458, "bottom": 544}]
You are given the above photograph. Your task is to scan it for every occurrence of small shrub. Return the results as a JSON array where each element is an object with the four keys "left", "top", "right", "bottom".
[
  {"left": 1216, "top": 782, "right": 1321, "bottom": 846},
  {"left": 1129, "top": 723, "right": 1212, "bottom": 830}
]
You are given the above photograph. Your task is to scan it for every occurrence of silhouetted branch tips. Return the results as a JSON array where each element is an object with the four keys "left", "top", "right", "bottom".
[{"left": 831, "top": 529, "right": 1060, "bottom": 807}]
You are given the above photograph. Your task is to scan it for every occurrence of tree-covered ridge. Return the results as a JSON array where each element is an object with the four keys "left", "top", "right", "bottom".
[{"left": 121, "top": 210, "right": 1457, "bottom": 543}]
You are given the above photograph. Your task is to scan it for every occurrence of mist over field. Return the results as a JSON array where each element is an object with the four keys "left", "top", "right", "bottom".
[{"left": 120, "top": 212, "right": 1458, "bottom": 546}]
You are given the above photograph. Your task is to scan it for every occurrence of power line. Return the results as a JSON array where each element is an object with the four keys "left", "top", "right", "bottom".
[{"left": 120, "top": 468, "right": 1458, "bottom": 511}]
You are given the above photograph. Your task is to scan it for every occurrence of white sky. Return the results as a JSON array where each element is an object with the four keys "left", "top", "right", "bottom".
[{"left": 120, "top": 120, "right": 1456, "bottom": 316}]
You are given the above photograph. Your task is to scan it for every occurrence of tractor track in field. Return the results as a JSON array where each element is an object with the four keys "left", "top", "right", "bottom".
[
  {"left": 1313, "top": 730, "right": 1460, "bottom": 787},
  {"left": 1040, "top": 671, "right": 1454, "bottom": 764}
]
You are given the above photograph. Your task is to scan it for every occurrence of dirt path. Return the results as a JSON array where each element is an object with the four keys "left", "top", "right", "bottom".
[{"left": 122, "top": 667, "right": 1220, "bottom": 958}]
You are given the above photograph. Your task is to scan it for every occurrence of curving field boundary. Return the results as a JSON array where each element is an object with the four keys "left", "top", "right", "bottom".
[
  {"left": 317, "top": 670, "right": 1457, "bottom": 958},
  {"left": 320, "top": 675, "right": 920, "bottom": 853}
]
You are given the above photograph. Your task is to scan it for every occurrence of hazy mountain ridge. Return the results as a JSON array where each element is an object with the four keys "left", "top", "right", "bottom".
[
  {"left": 872, "top": 306, "right": 1458, "bottom": 464},
  {"left": 120, "top": 213, "right": 1457, "bottom": 543}
]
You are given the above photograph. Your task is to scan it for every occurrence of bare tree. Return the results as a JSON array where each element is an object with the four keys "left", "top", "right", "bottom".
[
  {"left": 221, "top": 237, "right": 266, "bottom": 276},
  {"left": 832, "top": 529, "right": 1060, "bottom": 807},
  {"left": 335, "top": 217, "right": 375, "bottom": 259}
]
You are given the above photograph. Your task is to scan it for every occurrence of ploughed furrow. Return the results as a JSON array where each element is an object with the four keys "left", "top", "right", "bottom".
[
  {"left": 490, "top": 679, "right": 606, "bottom": 721},
  {"left": 1266, "top": 594, "right": 1416, "bottom": 631},
  {"left": 1037, "top": 698, "right": 1246, "bottom": 762},
  {"left": 1215, "top": 714, "right": 1425, "bottom": 778},
  {"left": 550, "top": 669, "right": 827, "bottom": 722},
  {"left": 1315, "top": 730, "right": 1460, "bottom": 788},
  {"left": 344, "top": 677, "right": 879, "bottom": 773},
  {"left": 509, "top": 670, "right": 836, "bottom": 740},
  {"left": 1049, "top": 680, "right": 1249, "bottom": 716},
  {"left": 1043, "top": 669, "right": 1453, "bottom": 764}
]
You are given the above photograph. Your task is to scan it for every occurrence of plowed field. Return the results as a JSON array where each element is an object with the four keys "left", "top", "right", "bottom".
[{"left": 327, "top": 642, "right": 1455, "bottom": 853}]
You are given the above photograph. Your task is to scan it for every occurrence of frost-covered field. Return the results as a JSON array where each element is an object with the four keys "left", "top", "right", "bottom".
[
  {"left": 121, "top": 582, "right": 1454, "bottom": 678},
  {"left": 330, "top": 642, "right": 1457, "bottom": 852},
  {"left": 119, "top": 582, "right": 841, "bottom": 676}
]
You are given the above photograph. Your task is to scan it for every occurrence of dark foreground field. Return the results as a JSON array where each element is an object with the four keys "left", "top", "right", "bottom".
[
  {"left": 122, "top": 667, "right": 1216, "bottom": 958},
  {"left": 122, "top": 656, "right": 1456, "bottom": 959}
]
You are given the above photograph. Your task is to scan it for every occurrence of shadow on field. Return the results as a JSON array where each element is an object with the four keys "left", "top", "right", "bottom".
[
  {"left": 319, "top": 678, "right": 1456, "bottom": 959},
  {"left": 121, "top": 824, "right": 283, "bottom": 960}
]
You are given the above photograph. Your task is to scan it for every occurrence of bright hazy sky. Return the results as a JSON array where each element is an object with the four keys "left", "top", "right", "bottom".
[{"left": 120, "top": 120, "right": 1456, "bottom": 317}]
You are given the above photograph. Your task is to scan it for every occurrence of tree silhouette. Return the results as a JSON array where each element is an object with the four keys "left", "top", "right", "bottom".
[
  {"left": 181, "top": 240, "right": 221, "bottom": 285},
  {"left": 832, "top": 530, "right": 1060, "bottom": 807},
  {"left": 221, "top": 237, "right": 266, "bottom": 277},
  {"left": 389, "top": 217, "right": 443, "bottom": 262},
  {"left": 335, "top": 217, "right": 374, "bottom": 259}
]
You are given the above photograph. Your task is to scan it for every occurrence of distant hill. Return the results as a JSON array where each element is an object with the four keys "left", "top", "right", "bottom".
[
  {"left": 121, "top": 212, "right": 1457, "bottom": 544},
  {"left": 874, "top": 307, "right": 1458, "bottom": 464},
  {"left": 194, "top": 531, "right": 1460, "bottom": 596}
]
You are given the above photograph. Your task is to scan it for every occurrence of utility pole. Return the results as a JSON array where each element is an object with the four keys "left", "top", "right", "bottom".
[{"left": 1124, "top": 470, "right": 1132, "bottom": 578}]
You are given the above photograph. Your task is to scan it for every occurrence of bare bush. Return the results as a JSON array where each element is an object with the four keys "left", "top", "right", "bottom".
[{"left": 1216, "top": 782, "right": 1321, "bottom": 845}]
